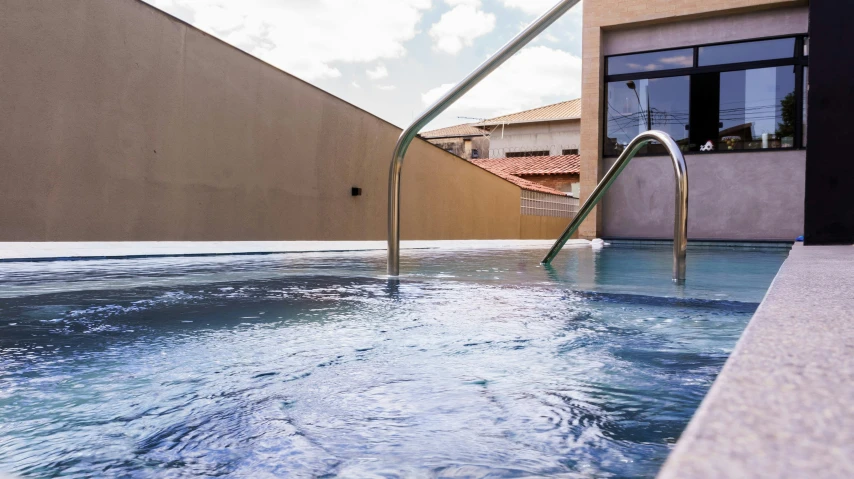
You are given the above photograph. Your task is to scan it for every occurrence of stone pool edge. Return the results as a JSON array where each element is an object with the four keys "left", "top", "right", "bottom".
[{"left": 658, "top": 243, "right": 854, "bottom": 478}]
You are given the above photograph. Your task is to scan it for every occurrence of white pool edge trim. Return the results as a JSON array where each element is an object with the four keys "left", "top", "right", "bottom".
[{"left": 0, "top": 240, "right": 591, "bottom": 262}]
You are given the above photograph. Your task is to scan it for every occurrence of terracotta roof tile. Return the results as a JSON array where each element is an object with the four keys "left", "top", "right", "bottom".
[
  {"left": 471, "top": 155, "right": 580, "bottom": 196},
  {"left": 476, "top": 99, "right": 581, "bottom": 126},
  {"left": 478, "top": 168, "right": 568, "bottom": 196},
  {"left": 471, "top": 155, "right": 581, "bottom": 176},
  {"left": 420, "top": 123, "right": 486, "bottom": 139}
]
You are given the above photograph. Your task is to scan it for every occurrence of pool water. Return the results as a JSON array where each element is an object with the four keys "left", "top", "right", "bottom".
[{"left": 0, "top": 245, "right": 788, "bottom": 478}]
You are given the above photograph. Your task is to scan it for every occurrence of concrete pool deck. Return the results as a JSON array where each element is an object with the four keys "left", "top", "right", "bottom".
[
  {"left": 0, "top": 240, "right": 590, "bottom": 262},
  {"left": 659, "top": 243, "right": 854, "bottom": 478}
]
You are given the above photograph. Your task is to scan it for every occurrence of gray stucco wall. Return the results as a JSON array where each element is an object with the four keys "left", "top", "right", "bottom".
[
  {"left": 602, "top": 151, "right": 806, "bottom": 241},
  {"left": 602, "top": 6, "right": 809, "bottom": 56}
]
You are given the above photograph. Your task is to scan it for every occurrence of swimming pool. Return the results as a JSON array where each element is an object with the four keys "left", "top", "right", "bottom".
[{"left": 0, "top": 244, "right": 789, "bottom": 478}]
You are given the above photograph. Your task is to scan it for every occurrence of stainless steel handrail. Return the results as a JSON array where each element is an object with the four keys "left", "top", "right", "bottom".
[
  {"left": 387, "top": 0, "right": 582, "bottom": 276},
  {"left": 541, "top": 130, "right": 689, "bottom": 282}
]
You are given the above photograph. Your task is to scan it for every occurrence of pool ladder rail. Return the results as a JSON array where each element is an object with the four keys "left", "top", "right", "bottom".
[
  {"left": 386, "top": 0, "right": 582, "bottom": 277},
  {"left": 541, "top": 130, "right": 689, "bottom": 283},
  {"left": 385, "top": 0, "right": 689, "bottom": 283}
]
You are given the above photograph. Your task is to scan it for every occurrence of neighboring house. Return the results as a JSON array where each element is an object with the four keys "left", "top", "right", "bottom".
[
  {"left": 476, "top": 99, "right": 581, "bottom": 158},
  {"left": 472, "top": 155, "right": 581, "bottom": 198},
  {"left": 580, "top": 0, "right": 814, "bottom": 242},
  {"left": 420, "top": 124, "right": 489, "bottom": 160},
  {"left": 471, "top": 156, "right": 581, "bottom": 221}
]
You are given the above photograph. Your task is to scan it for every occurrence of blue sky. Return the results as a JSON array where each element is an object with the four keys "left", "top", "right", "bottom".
[{"left": 142, "top": 0, "right": 583, "bottom": 130}]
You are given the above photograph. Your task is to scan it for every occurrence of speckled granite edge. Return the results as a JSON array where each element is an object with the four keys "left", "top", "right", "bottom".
[{"left": 658, "top": 244, "right": 854, "bottom": 478}]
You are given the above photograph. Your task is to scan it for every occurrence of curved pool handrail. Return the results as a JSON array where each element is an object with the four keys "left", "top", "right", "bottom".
[
  {"left": 541, "top": 130, "right": 689, "bottom": 282},
  {"left": 387, "top": 0, "right": 582, "bottom": 277}
]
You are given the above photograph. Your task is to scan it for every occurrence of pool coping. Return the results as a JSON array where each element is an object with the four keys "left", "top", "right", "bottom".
[
  {"left": 605, "top": 238, "right": 794, "bottom": 250},
  {"left": 658, "top": 243, "right": 854, "bottom": 478},
  {"left": 0, "top": 240, "right": 591, "bottom": 263}
]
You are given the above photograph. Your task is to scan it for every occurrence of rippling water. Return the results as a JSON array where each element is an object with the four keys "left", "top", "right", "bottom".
[{"left": 0, "top": 245, "right": 788, "bottom": 478}]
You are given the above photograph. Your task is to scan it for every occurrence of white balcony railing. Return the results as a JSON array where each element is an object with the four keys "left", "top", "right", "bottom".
[{"left": 521, "top": 190, "right": 579, "bottom": 218}]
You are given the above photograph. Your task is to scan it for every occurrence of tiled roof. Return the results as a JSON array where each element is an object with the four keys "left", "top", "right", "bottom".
[
  {"left": 476, "top": 99, "right": 581, "bottom": 126},
  {"left": 420, "top": 123, "right": 486, "bottom": 139},
  {"left": 471, "top": 155, "right": 580, "bottom": 196},
  {"left": 477, "top": 168, "right": 568, "bottom": 196},
  {"left": 471, "top": 155, "right": 581, "bottom": 176}
]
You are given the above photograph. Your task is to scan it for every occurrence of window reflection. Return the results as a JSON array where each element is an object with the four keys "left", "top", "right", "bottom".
[
  {"left": 716, "top": 66, "right": 796, "bottom": 151},
  {"left": 604, "top": 36, "right": 807, "bottom": 156},
  {"left": 699, "top": 38, "right": 796, "bottom": 66},
  {"left": 608, "top": 49, "right": 694, "bottom": 75},
  {"left": 606, "top": 76, "right": 690, "bottom": 156}
]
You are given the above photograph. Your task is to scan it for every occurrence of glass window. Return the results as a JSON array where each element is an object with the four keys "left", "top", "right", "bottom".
[
  {"left": 698, "top": 38, "right": 796, "bottom": 66},
  {"left": 715, "top": 66, "right": 796, "bottom": 151},
  {"left": 605, "top": 76, "right": 690, "bottom": 156},
  {"left": 604, "top": 36, "right": 806, "bottom": 156},
  {"left": 607, "top": 49, "right": 694, "bottom": 75}
]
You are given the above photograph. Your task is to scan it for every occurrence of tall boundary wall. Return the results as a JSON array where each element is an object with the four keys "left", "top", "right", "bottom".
[{"left": 0, "top": 0, "right": 569, "bottom": 242}]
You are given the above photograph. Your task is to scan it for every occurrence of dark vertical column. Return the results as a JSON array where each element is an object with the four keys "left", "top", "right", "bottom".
[
  {"left": 804, "top": 0, "right": 854, "bottom": 245},
  {"left": 690, "top": 73, "right": 721, "bottom": 151}
]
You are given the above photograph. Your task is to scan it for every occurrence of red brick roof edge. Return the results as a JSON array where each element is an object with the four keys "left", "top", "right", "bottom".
[{"left": 471, "top": 155, "right": 580, "bottom": 196}]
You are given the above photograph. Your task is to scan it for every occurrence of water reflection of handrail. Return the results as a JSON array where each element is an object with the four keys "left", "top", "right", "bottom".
[
  {"left": 387, "top": 0, "right": 582, "bottom": 277},
  {"left": 542, "top": 130, "right": 689, "bottom": 283}
]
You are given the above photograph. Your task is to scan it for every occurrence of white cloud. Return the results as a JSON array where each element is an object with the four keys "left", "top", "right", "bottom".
[
  {"left": 422, "top": 46, "right": 581, "bottom": 123},
  {"left": 502, "top": 0, "right": 565, "bottom": 15},
  {"left": 366, "top": 64, "right": 389, "bottom": 80},
  {"left": 143, "top": 0, "right": 432, "bottom": 81},
  {"left": 377, "top": 85, "right": 397, "bottom": 91},
  {"left": 352, "top": 81, "right": 361, "bottom": 88},
  {"left": 429, "top": 1, "right": 496, "bottom": 55}
]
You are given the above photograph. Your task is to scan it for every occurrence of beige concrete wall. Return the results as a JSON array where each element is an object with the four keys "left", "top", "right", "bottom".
[
  {"left": 520, "top": 216, "right": 576, "bottom": 240},
  {"left": 579, "top": 0, "right": 808, "bottom": 239},
  {"left": 0, "top": 0, "right": 567, "bottom": 241}
]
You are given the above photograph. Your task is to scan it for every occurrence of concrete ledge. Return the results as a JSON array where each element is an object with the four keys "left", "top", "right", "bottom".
[
  {"left": 0, "top": 240, "right": 590, "bottom": 263},
  {"left": 659, "top": 244, "right": 854, "bottom": 478},
  {"left": 605, "top": 239, "right": 794, "bottom": 250}
]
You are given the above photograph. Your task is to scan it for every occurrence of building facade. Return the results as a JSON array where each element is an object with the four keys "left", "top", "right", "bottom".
[
  {"left": 579, "top": 0, "right": 812, "bottom": 242},
  {"left": 420, "top": 124, "right": 490, "bottom": 161},
  {"left": 478, "top": 100, "right": 581, "bottom": 158},
  {"left": 472, "top": 155, "right": 581, "bottom": 198}
]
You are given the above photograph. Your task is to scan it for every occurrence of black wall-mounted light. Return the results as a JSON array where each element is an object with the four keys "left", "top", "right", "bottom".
[{"left": 351, "top": 187, "right": 362, "bottom": 197}]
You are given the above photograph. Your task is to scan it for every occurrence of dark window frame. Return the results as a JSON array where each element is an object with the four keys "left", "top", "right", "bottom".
[
  {"left": 506, "top": 150, "right": 551, "bottom": 158},
  {"left": 604, "top": 34, "right": 809, "bottom": 157}
]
